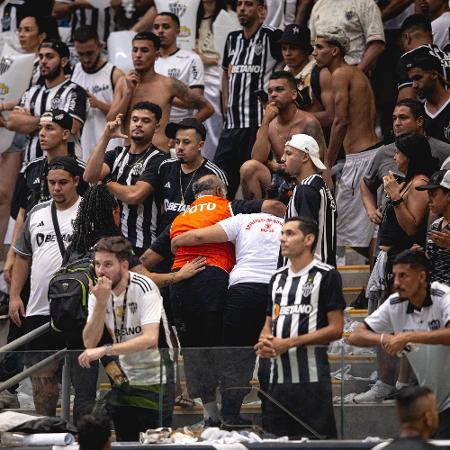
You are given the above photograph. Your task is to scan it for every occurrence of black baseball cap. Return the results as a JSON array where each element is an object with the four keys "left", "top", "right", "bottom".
[
  {"left": 41, "top": 109, "right": 73, "bottom": 131},
  {"left": 39, "top": 39, "right": 70, "bottom": 59},
  {"left": 48, "top": 156, "right": 81, "bottom": 177},
  {"left": 279, "top": 24, "right": 313, "bottom": 54},
  {"left": 165, "top": 118, "right": 206, "bottom": 140},
  {"left": 402, "top": 46, "right": 444, "bottom": 75},
  {"left": 416, "top": 170, "right": 450, "bottom": 191}
]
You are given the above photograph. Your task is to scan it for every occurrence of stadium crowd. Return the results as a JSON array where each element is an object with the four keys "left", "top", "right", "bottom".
[{"left": 0, "top": 0, "right": 450, "bottom": 443}]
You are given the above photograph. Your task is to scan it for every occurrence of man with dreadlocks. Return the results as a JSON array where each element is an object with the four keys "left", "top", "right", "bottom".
[{"left": 239, "top": 71, "right": 327, "bottom": 200}]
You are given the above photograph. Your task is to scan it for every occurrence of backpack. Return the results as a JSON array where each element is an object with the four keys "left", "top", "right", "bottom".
[{"left": 48, "top": 258, "right": 96, "bottom": 333}]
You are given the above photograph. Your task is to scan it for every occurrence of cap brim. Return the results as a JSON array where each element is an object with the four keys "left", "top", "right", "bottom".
[
  {"left": 415, "top": 183, "right": 441, "bottom": 191},
  {"left": 310, "top": 155, "right": 327, "bottom": 171}
]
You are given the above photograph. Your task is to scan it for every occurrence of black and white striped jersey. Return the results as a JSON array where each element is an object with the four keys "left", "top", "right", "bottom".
[
  {"left": 104, "top": 146, "right": 168, "bottom": 252},
  {"left": 222, "top": 25, "right": 282, "bottom": 129},
  {"left": 284, "top": 174, "right": 337, "bottom": 267},
  {"left": 18, "top": 78, "right": 87, "bottom": 162},
  {"left": 156, "top": 157, "right": 228, "bottom": 233},
  {"left": 268, "top": 260, "right": 346, "bottom": 384}
]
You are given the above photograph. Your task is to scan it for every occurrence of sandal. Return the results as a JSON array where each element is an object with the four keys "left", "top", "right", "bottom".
[{"left": 174, "top": 394, "right": 196, "bottom": 408}]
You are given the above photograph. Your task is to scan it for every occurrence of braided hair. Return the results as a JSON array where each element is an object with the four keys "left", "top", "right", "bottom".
[{"left": 67, "top": 184, "right": 121, "bottom": 258}]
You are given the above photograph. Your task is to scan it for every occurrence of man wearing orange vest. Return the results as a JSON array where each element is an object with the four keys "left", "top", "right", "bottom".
[{"left": 169, "top": 174, "right": 285, "bottom": 426}]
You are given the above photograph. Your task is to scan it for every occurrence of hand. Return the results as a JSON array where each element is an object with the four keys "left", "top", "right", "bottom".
[
  {"left": 12, "top": 106, "right": 31, "bottom": 116},
  {"left": 176, "top": 257, "right": 206, "bottom": 281},
  {"left": 89, "top": 276, "right": 112, "bottom": 305},
  {"left": 368, "top": 207, "right": 382, "bottom": 225},
  {"left": 266, "top": 160, "right": 284, "bottom": 174},
  {"left": 383, "top": 170, "right": 405, "bottom": 200},
  {"left": 431, "top": 229, "right": 450, "bottom": 250},
  {"left": 254, "top": 334, "right": 275, "bottom": 358},
  {"left": 262, "top": 102, "right": 279, "bottom": 124},
  {"left": 104, "top": 114, "right": 128, "bottom": 140},
  {"left": 124, "top": 70, "right": 140, "bottom": 94},
  {"left": 78, "top": 347, "right": 107, "bottom": 368},
  {"left": 3, "top": 249, "right": 15, "bottom": 288},
  {"left": 87, "top": 92, "right": 101, "bottom": 109},
  {"left": 381, "top": 333, "right": 408, "bottom": 357},
  {"left": 8, "top": 296, "right": 25, "bottom": 327},
  {"left": 270, "top": 337, "right": 291, "bottom": 356},
  {"left": 0, "top": 112, "right": 6, "bottom": 128}
]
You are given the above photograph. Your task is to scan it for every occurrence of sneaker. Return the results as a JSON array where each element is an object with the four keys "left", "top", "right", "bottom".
[
  {"left": 0, "top": 390, "right": 19, "bottom": 410},
  {"left": 203, "top": 417, "right": 222, "bottom": 428},
  {"left": 221, "top": 415, "right": 252, "bottom": 430},
  {"left": 352, "top": 380, "right": 395, "bottom": 403}
]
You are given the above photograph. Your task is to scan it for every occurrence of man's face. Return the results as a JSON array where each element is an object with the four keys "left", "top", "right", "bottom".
[
  {"left": 426, "top": 0, "right": 446, "bottom": 17},
  {"left": 268, "top": 78, "right": 297, "bottom": 109},
  {"left": 407, "top": 67, "right": 437, "bottom": 98},
  {"left": 47, "top": 169, "right": 78, "bottom": 204},
  {"left": 153, "top": 15, "right": 179, "bottom": 49},
  {"left": 74, "top": 38, "right": 102, "bottom": 73},
  {"left": 280, "top": 221, "right": 312, "bottom": 259},
  {"left": 132, "top": 39, "right": 158, "bottom": 72},
  {"left": 237, "top": 0, "right": 261, "bottom": 27},
  {"left": 39, "top": 119, "right": 68, "bottom": 151},
  {"left": 18, "top": 16, "right": 43, "bottom": 53},
  {"left": 94, "top": 251, "right": 125, "bottom": 289},
  {"left": 282, "top": 43, "right": 308, "bottom": 70},
  {"left": 392, "top": 106, "right": 423, "bottom": 136},
  {"left": 39, "top": 47, "right": 64, "bottom": 80},
  {"left": 129, "top": 109, "right": 158, "bottom": 142},
  {"left": 392, "top": 263, "right": 426, "bottom": 300},
  {"left": 427, "top": 187, "right": 450, "bottom": 216},
  {"left": 312, "top": 38, "right": 335, "bottom": 68},
  {"left": 175, "top": 128, "right": 203, "bottom": 163},
  {"left": 281, "top": 145, "right": 305, "bottom": 177}
]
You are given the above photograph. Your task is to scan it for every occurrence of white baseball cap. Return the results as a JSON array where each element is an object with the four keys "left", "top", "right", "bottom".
[{"left": 285, "top": 134, "right": 327, "bottom": 171}]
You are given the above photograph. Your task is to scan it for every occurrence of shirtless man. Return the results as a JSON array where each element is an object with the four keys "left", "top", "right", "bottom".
[
  {"left": 107, "top": 32, "right": 213, "bottom": 151},
  {"left": 313, "top": 28, "right": 380, "bottom": 257},
  {"left": 240, "top": 71, "right": 326, "bottom": 199}
]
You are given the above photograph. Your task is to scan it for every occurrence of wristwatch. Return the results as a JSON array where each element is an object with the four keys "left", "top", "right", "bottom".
[
  {"left": 104, "top": 344, "right": 114, "bottom": 356},
  {"left": 391, "top": 197, "right": 404, "bottom": 207}
]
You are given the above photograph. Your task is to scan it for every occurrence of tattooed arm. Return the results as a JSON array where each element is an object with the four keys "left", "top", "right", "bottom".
[
  {"left": 303, "top": 117, "right": 327, "bottom": 162},
  {"left": 171, "top": 79, "right": 214, "bottom": 121}
]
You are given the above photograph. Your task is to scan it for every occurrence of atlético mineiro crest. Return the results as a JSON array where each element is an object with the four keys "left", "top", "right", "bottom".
[
  {"left": 345, "top": 10, "right": 353, "bottom": 20},
  {"left": 169, "top": 2, "right": 186, "bottom": 18},
  {"left": 254, "top": 42, "right": 263, "bottom": 56},
  {"left": 302, "top": 281, "right": 314, "bottom": 298}
]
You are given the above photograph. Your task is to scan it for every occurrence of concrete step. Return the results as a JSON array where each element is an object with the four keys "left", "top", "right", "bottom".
[
  {"left": 341, "top": 247, "right": 369, "bottom": 266},
  {"left": 338, "top": 265, "right": 370, "bottom": 289}
]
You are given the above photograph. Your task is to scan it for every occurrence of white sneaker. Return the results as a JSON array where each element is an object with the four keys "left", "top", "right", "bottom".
[{"left": 352, "top": 380, "right": 395, "bottom": 403}]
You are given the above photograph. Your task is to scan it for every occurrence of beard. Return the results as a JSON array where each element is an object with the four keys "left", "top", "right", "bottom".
[
  {"left": 43, "top": 65, "right": 62, "bottom": 81},
  {"left": 82, "top": 53, "right": 101, "bottom": 73},
  {"left": 111, "top": 272, "right": 123, "bottom": 290}
]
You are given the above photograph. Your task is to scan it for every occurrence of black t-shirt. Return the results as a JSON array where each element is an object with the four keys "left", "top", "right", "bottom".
[
  {"left": 156, "top": 157, "right": 228, "bottom": 233},
  {"left": 425, "top": 100, "right": 450, "bottom": 144},
  {"left": 15, "top": 155, "right": 88, "bottom": 213},
  {"left": 104, "top": 145, "right": 168, "bottom": 250}
]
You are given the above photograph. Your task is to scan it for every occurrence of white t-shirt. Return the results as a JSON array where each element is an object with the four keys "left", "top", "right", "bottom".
[
  {"left": 264, "top": 0, "right": 297, "bottom": 28},
  {"left": 155, "top": 48, "right": 205, "bottom": 123},
  {"left": 87, "top": 272, "right": 164, "bottom": 385},
  {"left": 13, "top": 198, "right": 80, "bottom": 317},
  {"left": 432, "top": 12, "right": 450, "bottom": 50},
  {"left": 218, "top": 213, "right": 284, "bottom": 287}
]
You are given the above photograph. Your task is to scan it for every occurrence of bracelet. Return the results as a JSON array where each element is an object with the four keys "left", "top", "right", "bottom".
[
  {"left": 380, "top": 333, "right": 385, "bottom": 346},
  {"left": 104, "top": 344, "right": 113, "bottom": 356}
]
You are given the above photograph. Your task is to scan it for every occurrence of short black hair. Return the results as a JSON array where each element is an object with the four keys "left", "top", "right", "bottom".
[
  {"left": 395, "top": 98, "right": 425, "bottom": 120},
  {"left": 285, "top": 216, "right": 319, "bottom": 250},
  {"left": 270, "top": 71, "right": 298, "bottom": 90},
  {"left": 73, "top": 25, "right": 100, "bottom": 43},
  {"left": 156, "top": 11, "right": 180, "bottom": 27},
  {"left": 131, "top": 101, "right": 162, "bottom": 122},
  {"left": 77, "top": 415, "right": 110, "bottom": 450},
  {"left": 132, "top": 31, "right": 161, "bottom": 50},
  {"left": 401, "top": 14, "right": 432, "bottom": 34},
  {"left": 393, "top": 249, "right": 430, "bottom": 276}
]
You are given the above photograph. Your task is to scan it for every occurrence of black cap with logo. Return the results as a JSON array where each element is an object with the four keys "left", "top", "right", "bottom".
[
  {"left": 279, "top": 24, "right": 313, "bottom": 55},
  {"left": 165, "top": 118, "right": 207, "bottom": 140}
]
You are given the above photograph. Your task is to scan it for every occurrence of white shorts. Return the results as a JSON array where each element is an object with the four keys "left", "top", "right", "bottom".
[{"left": 336, "top": 148, "right": 377, "bottom": 247}]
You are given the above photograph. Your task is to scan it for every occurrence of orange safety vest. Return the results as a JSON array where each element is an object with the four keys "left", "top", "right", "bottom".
[{"left": 170, "top": 195, "right": 236, "bottom": 273}]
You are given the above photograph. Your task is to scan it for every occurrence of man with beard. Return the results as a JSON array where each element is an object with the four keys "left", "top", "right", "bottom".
[
  {"left": 84, "top": 102, "right": 167, "bottom": 256},
  {"left": 240, "top": 71, "right": 327, "bottom": 200},
  {"left": 403, "top": 48, "right": 450, "bottom": 144},
  {"left": 108, "top": 32, "right": 213, "bottom": 152},
  {"left": 9, "top": 156, "right": 81, "bottom": 416},
  {"left": 157, "top": 118, "right": 227, "bottom": 233},
  {"left": 72, "top": 26, "right": 124, "bottom": 161},
  {"left": 349, "top": 249, "right": 450, "bottom": 438},
  {"left": 7, "top": 40, "right": 87, "bottom": 163},
  {"left": 78, "top": 236, "right": 173, "bottom": 441}
]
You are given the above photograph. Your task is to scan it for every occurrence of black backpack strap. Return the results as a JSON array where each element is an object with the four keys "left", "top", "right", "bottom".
[{"left": 51, "top": 201, "right": 66, "bottom": 258}]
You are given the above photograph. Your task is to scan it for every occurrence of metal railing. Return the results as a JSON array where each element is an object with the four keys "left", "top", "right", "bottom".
[{"left": 0, "top": 323, "right": 71, "bottom": 421}]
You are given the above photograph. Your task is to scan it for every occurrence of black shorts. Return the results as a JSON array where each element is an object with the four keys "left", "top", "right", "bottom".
[
  {"left": 24, "top": 315, "right": 66, "bottom": 366},
  {"left": 263, "top": 381, "right": 337, "bottom": 439}
]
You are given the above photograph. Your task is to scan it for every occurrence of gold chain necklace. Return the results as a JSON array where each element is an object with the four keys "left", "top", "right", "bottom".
[
  {"left": 274, "top": 109, "right": 299, "bottom": 142},
  {"left": 179, "top": 167, "right": 199, "bottom": 205}
]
